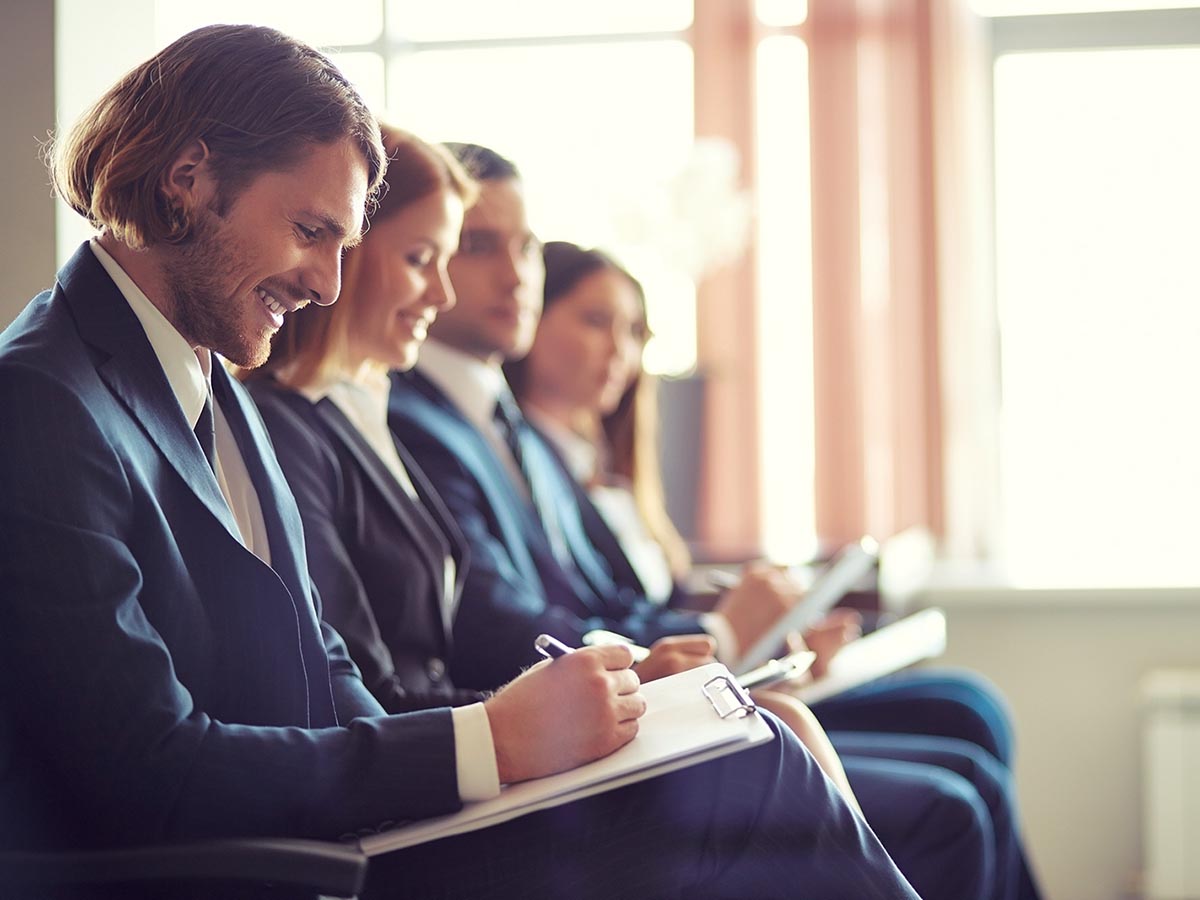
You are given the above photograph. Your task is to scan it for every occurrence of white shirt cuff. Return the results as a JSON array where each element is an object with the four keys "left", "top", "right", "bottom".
[
  {"left": 700, "top": 611, "right": 741, "bottom": 669},
  {"left": 450, "top": 703, "right": 501, "bottom": 802}
]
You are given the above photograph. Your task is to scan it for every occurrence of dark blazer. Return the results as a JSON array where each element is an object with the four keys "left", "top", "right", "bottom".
[
  {"left": 0, "top": 245, "right": 459, "bottom": 852},
  {"left": 249, "top": 379, "right": 483, "bottom": 714},
  {"left": 387, "top": 368, "right": 704, "bottom": 691}
]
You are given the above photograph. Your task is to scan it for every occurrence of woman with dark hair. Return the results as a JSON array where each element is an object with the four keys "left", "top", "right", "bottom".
[
  {"left": 505, "top": 242, "right": 690, "bottom": 605},
  {"left": 511, "top": 240, "right": 1044, "bottom": 900}
]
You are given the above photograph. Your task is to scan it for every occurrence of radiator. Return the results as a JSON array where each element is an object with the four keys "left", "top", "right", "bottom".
[{"left": 1143, "top": 670, "right": 1200, "bottom": 899}]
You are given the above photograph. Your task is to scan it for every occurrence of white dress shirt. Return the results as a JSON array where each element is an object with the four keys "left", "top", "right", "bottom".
[
  {"left": 301, "top": 365, "right": 497, "bottom": 802},
  {"left": 416, "top": 340, "right": 529, "bottom": 498}
]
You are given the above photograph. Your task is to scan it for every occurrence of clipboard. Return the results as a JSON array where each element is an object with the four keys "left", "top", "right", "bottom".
[
  {"left": 358, "top": 663, "right": 774, "bottom": 855},
  {"left": 734, "top": 538, "right": 880, "bottom": 674}
]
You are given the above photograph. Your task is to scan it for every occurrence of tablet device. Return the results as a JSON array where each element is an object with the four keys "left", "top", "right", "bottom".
[{"left": 733, "top": 537, "right": 879, "bottom": 675}]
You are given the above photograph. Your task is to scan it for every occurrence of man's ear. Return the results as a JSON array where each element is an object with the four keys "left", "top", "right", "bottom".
[{"left": 161, "top": 139, "right": 215, "bottom": 210}]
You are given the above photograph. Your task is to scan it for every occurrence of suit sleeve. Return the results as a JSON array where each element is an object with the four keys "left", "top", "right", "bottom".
[{"left": 0, "top": 364, "right": 461, "bottom": 846}]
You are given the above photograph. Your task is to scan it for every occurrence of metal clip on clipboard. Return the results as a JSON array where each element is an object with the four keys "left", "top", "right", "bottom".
[{"left": 702, "top": 674, "right": 757, "bottom": 719}]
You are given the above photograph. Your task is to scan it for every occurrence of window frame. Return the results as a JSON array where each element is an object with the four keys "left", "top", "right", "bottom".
[{"left": 949, "top": 4, "right": 1200, "bottom": 580}]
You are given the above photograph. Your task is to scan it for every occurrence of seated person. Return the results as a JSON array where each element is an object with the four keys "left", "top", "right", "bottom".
[
  {"left": 0, "top": 26, "right": 919, "bottom": 900},
  {"left": 507, "top": 238, "right": 1044, "bottom": 900}
]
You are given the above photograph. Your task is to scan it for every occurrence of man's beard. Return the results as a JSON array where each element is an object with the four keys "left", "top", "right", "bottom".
[{"left": 162, "top": 207, "right": 270, "bottom": 369}]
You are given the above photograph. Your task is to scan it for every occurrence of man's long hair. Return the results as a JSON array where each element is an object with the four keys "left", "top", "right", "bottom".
[{"left": 50, "top": 24, "right": 387, "bottom": 249}]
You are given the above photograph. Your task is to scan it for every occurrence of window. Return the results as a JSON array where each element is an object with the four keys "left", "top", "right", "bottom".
[
  {"left": 757, "top": 35, "right": 816, "bottom": 563},
  {"left": 983, "top": 7, "right": 1200, "bottom": 586}
]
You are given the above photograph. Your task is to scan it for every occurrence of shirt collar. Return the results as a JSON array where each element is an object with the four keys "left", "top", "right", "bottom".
[
  {"left": 89, "top": 238, "right": 211, "bottom": 428},
  {"left": 299, "top": 363, "right": 391, "bottom": 418},
  {"left": 415, "top": 339, "right": 509, "bottom": 432}
]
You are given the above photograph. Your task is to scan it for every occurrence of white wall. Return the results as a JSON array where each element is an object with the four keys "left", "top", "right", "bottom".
[
  {"left": 1, "top": 0, "right": 56, "bottom": 328},
  {"left": 0, "top": 1, "right": 159, "bottom": 334},
  {"left": 53, "top": 0, "right": 156, "bottom": 268},
  {"left": 926, "top": 587, "right": 1200, "bottom": 900}
]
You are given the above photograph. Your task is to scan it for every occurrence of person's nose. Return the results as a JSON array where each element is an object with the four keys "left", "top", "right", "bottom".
[
  {"left": 605, "top": 324, "right": 625, "bottom": 361},
  {"left": 496, "top": 248, "right": 525, "bottom": 292},
  {"left": 428, "top": 266, "right": 457, "bottom": 313},
  {"left": 303, "top": 243, "right": 342, "bottom": 307}
]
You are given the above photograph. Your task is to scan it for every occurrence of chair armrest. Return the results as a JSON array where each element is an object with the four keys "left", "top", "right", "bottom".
[{"left": 0, "top": 837, "right": 368, "bottom": 898}]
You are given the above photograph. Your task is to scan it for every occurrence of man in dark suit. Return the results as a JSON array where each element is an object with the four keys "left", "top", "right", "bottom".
[{"left": 0, "top": 24, "right": 921, "bottom": 899}]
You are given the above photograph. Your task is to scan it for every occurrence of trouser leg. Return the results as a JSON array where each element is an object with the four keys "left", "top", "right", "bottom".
[
  {"left": 843, "top": 754, "right": 993, "bottom": 900},
  {"left": 363, "top": 712, "right": 919, "bottom": 900},
  {"left": 812, "top": 668, "right": 1016, "bottom": 766},
  {"left": 836, "top": 732, "right": 1042, "bottom": 900}
]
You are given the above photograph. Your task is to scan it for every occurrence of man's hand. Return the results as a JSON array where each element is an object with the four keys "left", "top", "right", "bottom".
[
  {"left": 484, "top": 645, "right": 645, "bottom": 785},
  {"left": 714, "top": 562, "right": 801, "bottom": 656},
  {"left": 631, "top": 635, "right": 717, "bottom": 683}
]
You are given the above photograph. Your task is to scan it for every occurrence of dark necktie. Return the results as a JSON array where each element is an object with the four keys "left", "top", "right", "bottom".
[
  {"left": 492, "top": 391, "right": 526, "bottom": 474},
  {"left": 492, "top": 393, "right": 573, "bottom": 565},
  {"left": 195, "top": 391, "right": 217, "bottom": 473}
]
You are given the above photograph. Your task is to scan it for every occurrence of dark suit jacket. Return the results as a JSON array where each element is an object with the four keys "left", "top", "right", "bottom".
[
  {"left": 249, "top": 379, "right": 483, "bottom": 714},
  {"left": 387, "top": 368, "right": 704, "bottom": 691},
  {"left": 0, "top": 245, "right": 460, "bottom": 852}
]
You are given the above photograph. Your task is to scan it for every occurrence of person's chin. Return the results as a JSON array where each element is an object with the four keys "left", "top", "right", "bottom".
[
  {"left": 390, "top": 340, "right": 422, "bottom": 372},
  {"left": 215, "top": 327, "right": 271, "bottom": 370},
  {"left": 502, "top": 330, "right": 537, "bottom": 363}
]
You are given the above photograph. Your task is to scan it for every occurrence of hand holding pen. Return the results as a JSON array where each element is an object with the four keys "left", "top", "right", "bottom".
[{"left": 482, "top": 636, "right": 645, "bottom": 785}]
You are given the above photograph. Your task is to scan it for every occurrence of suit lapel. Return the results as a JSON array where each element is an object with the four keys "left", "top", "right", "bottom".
[
  {"left": 521, "top": 429, "right": 622, "bottom": 602},
  {"left": 211, "top": 366, "right": 309, "bottom": 605},
  {"left": 314, "top": 398, "right": 453, "bottom": 623},
  {"left": 572, "top": 477, "right": 649, "bottom": 596},
  {"left": 527, "top": 423, "right": 647, "bottom": 594},
  {"left": 58, "top": 246, "right": 242, "bottom": 541},
  {"left": 398, "top": 440, "right": 470, "bottom": 629},
  {"left": 391, "top": 370, "right": 549, "bottom": 588}
]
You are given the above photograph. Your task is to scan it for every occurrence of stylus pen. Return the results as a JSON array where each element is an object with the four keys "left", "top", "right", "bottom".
[{"left": 534, "top": 633, "right": 575, "bottom": 660}]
